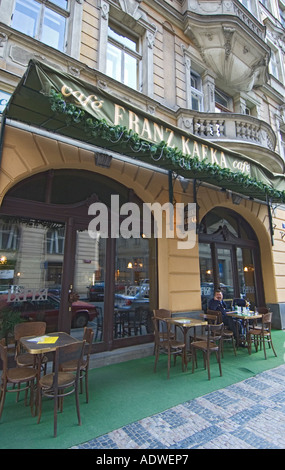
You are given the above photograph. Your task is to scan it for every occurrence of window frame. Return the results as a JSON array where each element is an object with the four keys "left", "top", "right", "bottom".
[
  {"left": 190, "top": 71, "right": 203, "bottom": 112},
  {"left": 11, "top": 0, "right": 69, "bottom": 52},
  {"left": 215, "top": 88, "right": 233, "bottom": 113},
  {"left": 106, "top": 23, "right": 142, "bottom": 90}
]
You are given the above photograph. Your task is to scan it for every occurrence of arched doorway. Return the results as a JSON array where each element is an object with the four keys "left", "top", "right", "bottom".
[
  {"left": 0, "top": 170, "right": 157, "bottom": 352},
  {"left": 199, "top": 207, "right": 264, "bottom": 311}
]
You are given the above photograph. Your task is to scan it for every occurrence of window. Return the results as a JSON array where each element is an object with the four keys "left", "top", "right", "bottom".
[
  {"left": 215, "top": 89, "right": 232, "bottom": 112},
  {"left": 46, "top": 228, "right": 65, "bottom": 254},
  {"left": 106, "top": 25, "right": 141, "bottom": 89},
  {"left": 199, "top": 208, "right": 263, "bottom": 310},
  {"left": 269, "top": 47, "right": 281, "bottom": 81},
  {"left": 11, "top": 0, "right": 68, "bottom": 51},
  {"left": 280, "top": 130, "right": 285, "bottom": 160},
  {"left": 238, "top": 0, "right": 252, "bottom": 12},
  {"left": 0, "top": 223, "right": 20, "bottom": 251},
  {"left": 190, "top": 72, "right": 203, "bottom": 111},
  {"left": 280, "top": 4, "right": 285, "bottom": 28},
  {"left": 260, "top": 0, "right": 271, "bottom": 10}
]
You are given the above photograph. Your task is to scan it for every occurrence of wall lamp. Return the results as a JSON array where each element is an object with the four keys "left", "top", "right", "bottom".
[{"left": 94, "top": 152, "right": 112, "bottom": 168}]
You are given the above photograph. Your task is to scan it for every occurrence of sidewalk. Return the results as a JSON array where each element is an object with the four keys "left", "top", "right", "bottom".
[{"left": 71, "top": 363, "right": 285, "bottom": 449}]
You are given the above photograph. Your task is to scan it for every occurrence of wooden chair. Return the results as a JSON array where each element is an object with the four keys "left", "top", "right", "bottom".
[
  {"left": 206, "top": 309, "right": 222, "bottom": 323},
  {"left": 152, "top": 309, "right": 174, "bottom": 351},
  {"left": 207, "top": 309, "right": 236, "bottom": 356},
  {"left": 190, "top": 313, "right": 217, "bottom": 343},
  {"left": 249, "top": 307, "right": 270, "bottom": 331},
  {"left": 153, "top": 309, "right": 172, "bottom": 319},
  {"left": 247, "top": 312, "right": 277, "bottom": 359},
  {"left": 60, "top": 327, "right": 94, "bottom": 403},
  {"left": 14, "top": 321, "right": 48, "bottom": 373},
  {"left": 37, "top": 340, "right": 85, "bottom": 437},
  {"left": 191, "top": 323, "right": 224, "bottom": 380},
  {"left": 0, "top": 339, "right": 37, "bottom": 420},
  {"left": 152, "top": 316, "right": 186, "bottom": 379}
]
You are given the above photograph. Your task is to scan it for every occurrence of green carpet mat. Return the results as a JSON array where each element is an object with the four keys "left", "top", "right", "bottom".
[{"left": 0, "top": 330, "right": 284, "bottom": 449}]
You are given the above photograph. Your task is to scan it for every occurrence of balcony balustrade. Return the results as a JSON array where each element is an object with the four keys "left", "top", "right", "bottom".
[{"left": 177, "top": 110, "right": 283, "bottom": 173}]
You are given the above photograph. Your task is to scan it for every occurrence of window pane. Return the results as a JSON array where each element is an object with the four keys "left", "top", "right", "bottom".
[
  {"left": 237, "top": 247, "right": 256, "bottom": 308},
  {"left": 191, "top": 94, "right": 200, "bottom": 111},
  {"left": 11, "top": 0, "right": 40, "bottom": 38},
  {"left": 108, "top": 27, "right": 137, "bottom": 52},
  {"left": 73, "top": 231, "right": 106, "bottom": 340},
  {"left": 106, "top": 43, "right": 122, "bottom": 81},
  {"left": 199, "top": 243, "right": 214, "bottom": 312},
  {"left": 0, "top": 217, "right": 66, "bottom": 334},
  {"left": 50, "top": 0, "right": 68, "bottom": 9},
  {"left": 47, "top": 228, "right": 65, "bottom": 254},
  {"left": 113, "top": 237, "right": 155, "bottom": 339},
  {"left": 124, "top": 53, "right": 137, "bottom": 89},
  {"left": 42, "top": 8, "right": 66, "bottom": 51},
  {"left": 217, "top": 247, "right": 234, "bottom": 297}
]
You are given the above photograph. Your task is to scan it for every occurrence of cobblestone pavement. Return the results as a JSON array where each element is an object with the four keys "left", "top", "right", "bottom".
[{"left": 71, "top": 364, "right": 285, "bottom": 449}]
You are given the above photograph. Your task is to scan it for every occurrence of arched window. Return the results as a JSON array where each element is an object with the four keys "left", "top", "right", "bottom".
[{"left": 199, "top": 207, "right": 264, "bottom": 311}]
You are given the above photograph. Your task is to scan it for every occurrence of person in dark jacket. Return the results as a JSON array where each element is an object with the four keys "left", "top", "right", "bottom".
[
  {"left": 208, "top": 289, "right": 228, "bottom": 324},
  {"left": 208, "top": 289, "right": 243, "bottom": 339}
]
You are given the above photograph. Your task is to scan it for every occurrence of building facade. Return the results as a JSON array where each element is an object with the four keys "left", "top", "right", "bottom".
[{"left": 0, "top": 0, "right": 285, "bottom": 355}]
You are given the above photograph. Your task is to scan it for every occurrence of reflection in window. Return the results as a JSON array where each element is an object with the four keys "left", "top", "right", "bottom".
[
  {"left": 0, "top": 223, "right": 20, "bottom": 251},
  {"left": 191, "top": 72, "right": 203, "bottom": 111},
  {"left": 113, "top": 236, "right": 156, "bottom": 339},
  {"left": 106, "top": 25, "right": 140, "bottom": 89},
  {"left": 11, "top": 0, "right": 67, "bottom": 51},
  {"left": 199, "top": 243, "right": 214, "bottom": 311},
  {"left": 237, "top": 247, "right": 256, "bottom": 307},
  {"left": 47, "top": 228, "right": 65, "bottom": 254},
  {"left": 215, "top": 89, "right": 232, "bottom": 113},
  {"left": 238, "top": 0, "right": 252, "bottom": 12},
  {"left": 269, "top": 47, "right": 281, "bottom": 81}
]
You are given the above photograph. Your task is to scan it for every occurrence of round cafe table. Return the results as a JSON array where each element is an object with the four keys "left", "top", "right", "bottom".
[{"left": 226, "top": 311, "right": 262, "bottom": 348}]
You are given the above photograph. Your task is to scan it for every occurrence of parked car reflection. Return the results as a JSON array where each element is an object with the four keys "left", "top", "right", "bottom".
[{"left": 0, "top": 293, "right": 99, "bottom": 331}]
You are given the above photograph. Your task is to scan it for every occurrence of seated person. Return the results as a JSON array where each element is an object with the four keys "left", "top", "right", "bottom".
[
  {"left": 208, "top": 289, "right": 229, "bottom": 325},
  {"left": 208, "top": 289, "right": 243, "bottom": 339}
]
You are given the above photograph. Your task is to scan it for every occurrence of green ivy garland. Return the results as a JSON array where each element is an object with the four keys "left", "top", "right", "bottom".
[{"left": 49, "top": 89, "right": 285, "bottom": 203}]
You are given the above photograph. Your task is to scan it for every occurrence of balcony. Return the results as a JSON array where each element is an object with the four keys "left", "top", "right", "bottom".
[
  {"left": 177, "top": 110, "right": 284, "bottom": 173},
  {"left": 183, "top": 0, "right": 270, "bottom": 92}
]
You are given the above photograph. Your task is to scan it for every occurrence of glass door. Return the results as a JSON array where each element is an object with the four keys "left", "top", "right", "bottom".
[
  {"left": 72, "top": 228, "right": 106, "bottom": 343},
  {"left": 237, "top": 247, "right": 256, "bottom": 309},
  {"left": 216, "top": 246, "right": 235, "bottom": 308},
  {"left": 113, "top": 236, "right": 155, "bottom": 341}
]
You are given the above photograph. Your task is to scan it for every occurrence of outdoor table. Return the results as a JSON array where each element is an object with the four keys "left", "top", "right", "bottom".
[
  {"left": 166, "top": 317, "right": 208, "bottom": 367},
  {"left": 226, "top": 311, "right": 262, "bottom": 348},
  {"left": 20, "top": 332, "right": 79, "bottom": 411}
]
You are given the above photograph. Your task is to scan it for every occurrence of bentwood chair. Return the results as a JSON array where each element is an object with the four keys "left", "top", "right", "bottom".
[
  {"left": 248, "top": 307, "right": 270, "bottom": 330},
  {"left": 192, "top": 313, "right": 218, "bottom": 341},
  {"left": 247, "top": 312, "right": 277, "bottom": 359},
  {"left": 191, "top": 323, "right": 224, "bottom": 380},
  {"left": 0, "top": 340, "right": 37, "bottom": 420},
  {"left": 153, "top": 309, "right": 172, "bottom": 319},
  {"left": 207, "top": 309, "right": 236, "bottom": 356},
  {"left": 14, "top": 321, "right": 48, "bottom": 373},
  {"left": 152, "top": 309, "right": 174, "bottom": 352},
  {"left": 152, "top": 316, "right": 186, "bottom": 379},
  {"left": 37, "top": 341, "right": 85, "bottom": 437},
  {"left": 60, "top": 327, "right": 94, "bottom": 403}
]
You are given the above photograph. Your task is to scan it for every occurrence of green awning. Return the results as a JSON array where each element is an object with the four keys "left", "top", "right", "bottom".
[{"left": 3, "top": 59, "right": 285, "bottom": 203}]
